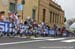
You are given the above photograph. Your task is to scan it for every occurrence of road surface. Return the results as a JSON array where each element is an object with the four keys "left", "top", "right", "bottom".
[{"left": 0, "top": 37, "right": 75, "bottom": 49}]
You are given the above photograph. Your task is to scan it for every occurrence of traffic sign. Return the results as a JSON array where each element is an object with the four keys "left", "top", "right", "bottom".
[{"left": 17, "top": 4, "right": 23, "bottom": 11}]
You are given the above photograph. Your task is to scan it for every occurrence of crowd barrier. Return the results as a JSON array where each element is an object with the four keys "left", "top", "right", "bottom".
[
  {"left": 0, "top": 21, "right": 71, "bottom": 37},
  {"left": 0, "top": 21, "right": 13, "bottom": 33}
]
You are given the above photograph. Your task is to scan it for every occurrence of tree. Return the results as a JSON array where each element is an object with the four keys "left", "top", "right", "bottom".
[{"left": 64, "top": 17, "right": 66, "bottom": 22}]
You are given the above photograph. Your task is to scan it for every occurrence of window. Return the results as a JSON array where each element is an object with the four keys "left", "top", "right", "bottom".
[
  {"left": 50, "top": 12, "right": 52, "bottom": 23},
  {"left": 55, "top": 14, "right": 57, "bottom": 23},
  {"left": 9, "top": 3, "right": 16, "bottom": 13},
  {"left": 57, "top": 15, "right": 59, "bottom": 24},
  {"left": 56, "top": 14, "right": 58, "bottom": 24},
  {"left": 43, "top": 9, "right": 46, "bottom": 22},
  {"left": 53, "top": 13, "right": 55, "bottom": 23},
  {"left": 32, "top": 9, "right": 36, "bottom": 20}
]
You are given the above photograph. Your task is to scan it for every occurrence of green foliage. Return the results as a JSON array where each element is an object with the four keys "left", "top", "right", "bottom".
[{"left": 64, "top": 17, "right": 66, "bottom": 22}]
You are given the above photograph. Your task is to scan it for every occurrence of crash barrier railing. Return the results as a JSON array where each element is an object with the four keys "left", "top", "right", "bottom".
[
  {"left": 0, "top": 21, "right": 33, "bottom": 37},
  {"left": 0, "top": 21, "right": 13, "bottom": 33},
  {"left": 0, "top": 21, "right": 14, "bottom": 36},
  {"left": 0, "top": 21, "right": 75, "bottom": 37}
]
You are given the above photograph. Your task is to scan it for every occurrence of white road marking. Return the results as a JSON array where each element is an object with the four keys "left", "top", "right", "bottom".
[
  {"left": 15, "top": 36, "right": 27, "bottom": 38},
  {"left": 46, "top": 38, "right": 66, "bottom": 41},
  {"left": 39, "top": 46, "right": 74, "bottom": 49},
  {"left": 31, "top": 37, "right": 46, "bottom": 39},
  {"left": 61, "top": 39, "right": 75, "bottom": 43},
  {"left": 0, "top": 40, "right": 44, "bottom": 46},
  {"left": 15, "top": 36, "right": 48, "bottom": 39},
  {"left": 32, "top": 37, "right": 67, "bottom": 40}
]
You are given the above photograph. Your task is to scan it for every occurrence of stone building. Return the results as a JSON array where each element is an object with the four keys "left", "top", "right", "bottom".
[
  {"left": 0, "top": 0, "right": 64, "bottom": 27},
  {"left": 38, "top": 0, "right": 64, "bottom": 27}
]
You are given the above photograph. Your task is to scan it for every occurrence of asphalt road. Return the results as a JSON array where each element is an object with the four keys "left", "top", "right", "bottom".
[{"left": 0, "top": 37, "right": 75, "bottom": 49}]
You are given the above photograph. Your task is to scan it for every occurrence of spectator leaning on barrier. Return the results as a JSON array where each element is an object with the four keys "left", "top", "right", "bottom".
[
  {"left": 49, "top": 28, "right": 55, "bottom": 37},
  {"left": 32, "top": 20, "right": 38, "bottom": 29},
  {"left": 38, "top": 24, "right": 43, "bottom": 36},
  {"left": 52, "top": 24, "right": 58, "bottom": 36},
  {"left": 61, "top": 27, "right": 66, "bottom": 36},
  {"left": 41, "top": 22, "right": 47, "bottom": 30},
  {"left": 57, "top": 28, "right": 62, "bottom": 37},
  {"left": 8, "top": 12, "right": 19, "bottom": 25}
]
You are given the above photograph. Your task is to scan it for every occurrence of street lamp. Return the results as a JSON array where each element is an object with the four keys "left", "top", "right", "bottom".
[{"left": 21, "top": 0, "right": 25, "bottom": 22}]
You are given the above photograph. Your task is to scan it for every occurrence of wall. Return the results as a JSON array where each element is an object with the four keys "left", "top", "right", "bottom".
[
  {"left": 17, "top": 0, "right": 39, "bottom": 22},
  {"left": 38, "top": 0, "right": 50, "bottom": 24},
  {"left": 0, "top": 0, "right": 9, "bottom": 17},
  {"left": 38, "top": 0, "right": 64, "bottom": 27}
]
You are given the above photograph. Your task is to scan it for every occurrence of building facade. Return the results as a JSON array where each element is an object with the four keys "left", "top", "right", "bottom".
[
  {"left": 0, "top": 0, "right": 64, "bottom": 27},
  {"left": 38, "top": 0, "right": 64, "bottom": 27}
]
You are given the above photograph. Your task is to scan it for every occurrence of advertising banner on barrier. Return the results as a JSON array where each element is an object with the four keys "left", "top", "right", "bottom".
[{"left": 0, "top": 21, "right": 12, "bottom": 33}]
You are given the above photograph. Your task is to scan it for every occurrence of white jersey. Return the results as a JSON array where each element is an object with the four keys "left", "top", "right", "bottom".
[{"left": 10, "top": 14, "right": 19, "bottom": 25}]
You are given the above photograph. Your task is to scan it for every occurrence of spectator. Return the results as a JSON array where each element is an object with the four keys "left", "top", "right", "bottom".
[
  {"left": 49, "top": 28, "right": 55, "bottom": 37},
  {"left": 61, "top": 27, "right": 66, "bottom": 36},
  {"left": 53, "top": 24, "right": 58, "bottom": 37},
  {"left": 0, "top": 11, "right": 5, "bottom": 21},
  {"left": 57, "top": 28, "right": 62, "bottom": 37}
]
